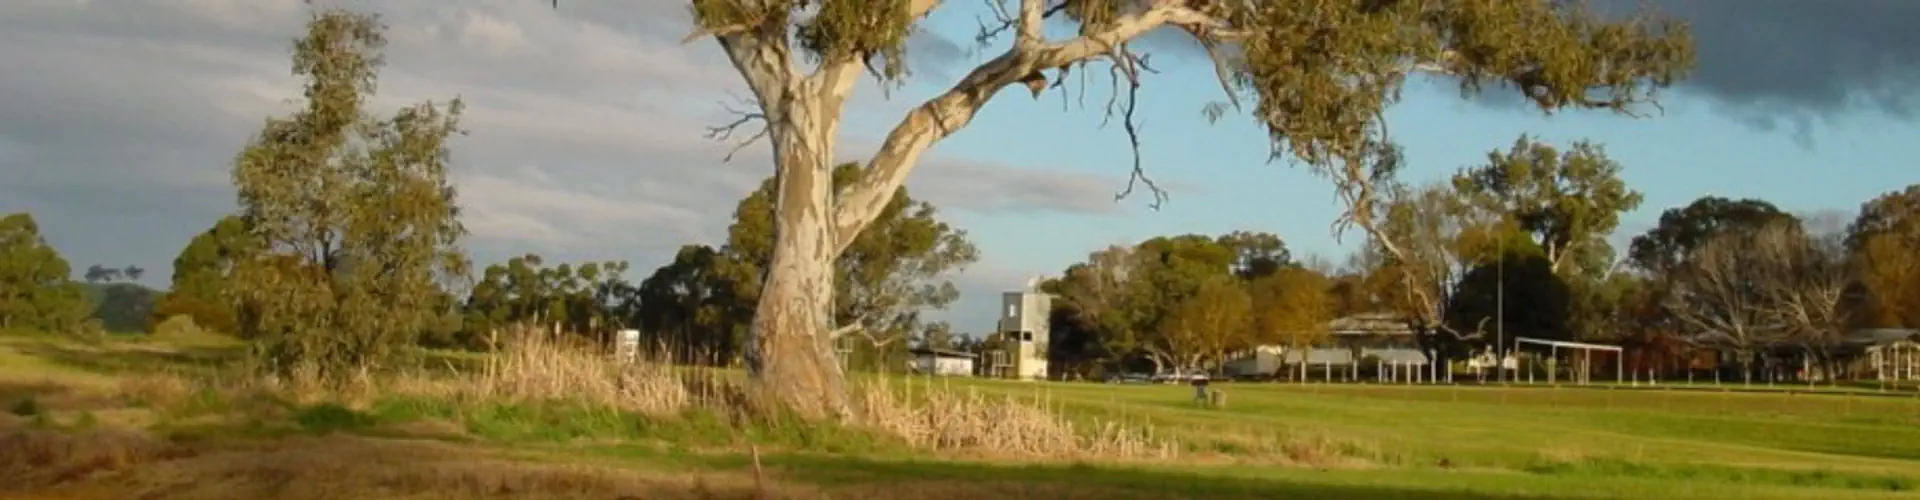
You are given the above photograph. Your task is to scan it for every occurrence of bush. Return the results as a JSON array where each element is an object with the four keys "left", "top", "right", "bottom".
[{"left": 151, "top": 315, "right": 207, "bottom": 341}]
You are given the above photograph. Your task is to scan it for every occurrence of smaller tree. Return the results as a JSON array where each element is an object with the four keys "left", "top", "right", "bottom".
[
  {"left": 1043, "top": 245, "right": 1147, "bottom": 372},
  {"left": 1370, "top": 182, "right": 1489, "bottom": 363},
  {"left": 1216, "top": 231, "right": 1290, "bottom": 280},
  {"left": 1156, "top": 275, "right": 1251, "bottom": 374},
  {"left": 1847, "top": 185, "right": 1920, "bottom": 328},
  {"left": 153, "top": 215, "right": 256, "bottom": 335},
  {"left": 1664, "top": 221, "right": 1798, "bottom": 383},
  {"left": 1248, "top": 266, "right": 1333, "bottom": 379},
  {"left": 1453, "top": 136, "right": 1643, "bottom": 277},
  {"left": 636, "top": 245, "right": 745, "bottom": 364},
  {"left": 1855, "top": 233, "right": 1920, "bottom": 328},
  {"left": 1756, "top": 219, "right": 1851, "bottom": 380},
  {"left": 465, "top": 254, "right": 635, "bottom": 348},
  {"left": 0, "top": 213, "right": 90, "bottom": 332},
  {"left": 1447, "top": 247, "right": 1574, "bottom": 349},
  {"left": 231, "top": 8, "right": 467, "bottom": 377},
  {"left": 84, "top": 264, "right": 121, "bottom": 283}
]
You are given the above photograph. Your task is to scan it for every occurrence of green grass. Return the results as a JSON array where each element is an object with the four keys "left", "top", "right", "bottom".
[
  {"left": 939, "top": 378, "right": 1920, "bottom": 468},
  {"left": 6, "top": 332, "right": 1920, "bottom": 499}
]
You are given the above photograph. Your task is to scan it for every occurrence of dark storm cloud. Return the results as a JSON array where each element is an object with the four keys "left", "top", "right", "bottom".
[
  {"left": 1626, "top": 0, "right": 1920, "bottom": 121},
  {"left": 1113, "top": 0, "right": 1920, "bottom": 134}
]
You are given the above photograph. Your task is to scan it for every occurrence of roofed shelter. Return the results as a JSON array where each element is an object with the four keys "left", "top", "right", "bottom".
[
  {"left": 1514, "top": 337, "right": 1622, "bottom": 385},
  {"left": 1223, "top": 312, "right": 1420, "bottom": 381},
  {"left": 1855, "top": 328, "right": 1920, "bottom": 382}
]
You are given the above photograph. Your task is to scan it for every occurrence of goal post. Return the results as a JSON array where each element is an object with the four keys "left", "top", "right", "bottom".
[{"left": 1514, "top": 337, "right": 1623, "bottom": 385}]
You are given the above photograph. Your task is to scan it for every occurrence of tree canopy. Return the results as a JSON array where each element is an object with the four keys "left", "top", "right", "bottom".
[
  {"left": 1847, "top": 185, "right": 1920, "bottom": 328},
  {"left": 0, "top": 213, "right": 90, "bottom": 332},
  {"left": 152, "top": 215, "right": 255, "bottom": 335},
  {"left": 228, "top": 9, "right": 468, "bottom": 377}
]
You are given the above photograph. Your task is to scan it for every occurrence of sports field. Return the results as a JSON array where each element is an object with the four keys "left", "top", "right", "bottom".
[{"left": 4, "top": 334, "right": 1918, "bottom": 499}]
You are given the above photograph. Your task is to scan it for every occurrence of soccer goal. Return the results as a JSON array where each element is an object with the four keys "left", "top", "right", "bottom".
[{"left": 1514, "top": 337, "right": 1622, "bottom": 385}]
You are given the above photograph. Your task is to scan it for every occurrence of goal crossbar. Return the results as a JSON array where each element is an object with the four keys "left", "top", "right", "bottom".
[
  {"left": 1513, "top": 336, "right": 1622, "bottom": 384},
  {"left": 1515, "top": 337, "right": 1622, "bottom": 352}
]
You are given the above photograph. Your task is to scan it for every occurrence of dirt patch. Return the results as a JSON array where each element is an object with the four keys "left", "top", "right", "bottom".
[{"left": 0, "top": 422, "right": 821, "bottom": 500}]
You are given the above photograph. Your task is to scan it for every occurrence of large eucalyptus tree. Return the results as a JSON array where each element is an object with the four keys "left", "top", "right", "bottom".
[{"left": 561, "top": 0, "right": 1694, "bottom": 417}]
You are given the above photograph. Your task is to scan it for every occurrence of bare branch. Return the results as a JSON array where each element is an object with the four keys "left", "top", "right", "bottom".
[
  {"left": 975, "top": 0, "right": 1067, "bottom": 47},
  {"left": 830, "top": 316, "right": 868, "bottom": 340},
  {"left": 711, "top": 30, "right": 796, "bottom": 126},
  {"left": 705, "top": 94, "right": 769, "bottom": 162},
  {"left": 831, "top": 1, "right": 1219, "bottom": 255},
  {"left": 1105, "top": 45, "right": 1166, "bottom": 210}
]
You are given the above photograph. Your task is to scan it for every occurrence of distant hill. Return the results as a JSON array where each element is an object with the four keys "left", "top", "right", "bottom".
[{"left": 81, "top": 282, "right": 165, "bottom": 334}]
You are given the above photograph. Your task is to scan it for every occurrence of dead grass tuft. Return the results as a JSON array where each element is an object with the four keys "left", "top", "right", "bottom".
[
  {"left": 851, "top": 379, "right": 1170, "bottom": 459},
  {"left": 385, "top": 332, "right": 694, "bottom": 417},
  {"left": 115, "top": 372, "right": 193, "bottom": 410},
  {"left": 0, "top": 424, "right": 194, "bottom": 489},
  {"left": 375, "top": 329, "right": 1172, "bottom": 458}
]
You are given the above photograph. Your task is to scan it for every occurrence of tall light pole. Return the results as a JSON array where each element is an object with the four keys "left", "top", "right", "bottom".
[{"left": 1496, "top": 236, "right": 1506, "bottom": 383}]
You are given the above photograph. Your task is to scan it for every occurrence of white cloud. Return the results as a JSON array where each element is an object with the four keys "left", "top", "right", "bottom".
[{"left": 0, "top": 0, "right": 1114, "bottom": 334}]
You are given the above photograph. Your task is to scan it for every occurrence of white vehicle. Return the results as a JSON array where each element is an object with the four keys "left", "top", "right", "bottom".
[{"left": 1151, "top": 371, "right": 1207, "bottom": 384}]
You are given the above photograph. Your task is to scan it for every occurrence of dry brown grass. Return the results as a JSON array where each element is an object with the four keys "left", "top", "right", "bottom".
[
  {"left": 364, "top": 330, "right": 1172, "bottom": 459},
  {"left": 385, "top": 333, "right": 695, "bottom": 417},
  {"left": 852, "top": 379, "right": 1170, "bottom": 459}
]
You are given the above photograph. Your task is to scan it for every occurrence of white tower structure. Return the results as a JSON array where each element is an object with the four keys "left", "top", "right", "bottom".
[{"left": 997, "top": 277, "right": 1051, "bottom": 380}]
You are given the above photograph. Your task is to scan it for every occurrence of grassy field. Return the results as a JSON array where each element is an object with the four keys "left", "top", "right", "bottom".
[{"left": 4, "top": 333, "right": 1919, "bottom": 499}]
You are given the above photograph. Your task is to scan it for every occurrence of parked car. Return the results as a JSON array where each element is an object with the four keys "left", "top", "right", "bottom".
[{"left": 1151, "top": 371, "right": 1200, "bottom": 384}]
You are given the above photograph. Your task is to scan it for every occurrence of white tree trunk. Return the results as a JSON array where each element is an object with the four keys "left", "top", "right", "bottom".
[{"left": 746, "top": 113, "right": 850, "bottom": 419}]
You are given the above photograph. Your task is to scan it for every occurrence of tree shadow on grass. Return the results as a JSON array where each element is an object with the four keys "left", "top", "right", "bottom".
[{"left": 669, "top": 451, "right": 1558, "bottom": 500}]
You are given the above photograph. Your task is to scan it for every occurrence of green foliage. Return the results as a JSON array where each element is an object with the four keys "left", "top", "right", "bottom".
[
  {"left": 83, "top": 282, "right": 162, "bottom": 333},
  {"left": 1159, "top": 273, "right": 1252, "bottom": 370},
  {"left": 637, "top": 245, "right": 744, "bottom": 363},
  {"left": 638, "top": 162, "right": 978, "bottom": 368},
  {"left": 1628, "top": 196, "right": 1798, "bottom": 275},
  {"left": 1045, "top": 231, "right": 1312, "bottom": 374},
  {"left": 151, "top": 314, "right": 210, "bottom": 342},
  {"left": 1218, "top": 0, "right": 1692, "bottom": 170},
  {"left": 1446, "top": 248, "right": 1573, "bottom": 350},
  {"left": 0, "top": 213, "right": 91, "bottom": 332},
  {"left": 1452, "top": 136, "right": 1642, "bottom": 279},
  {"left": 155, "top": 215, "right": 255, "bottom": 336},
  {"left": 230, "top": 9, "right": 468, "bottom": 378},
  {"left": 689, "top": 0, "right": 915, "bottom": 83},
  {"left": 295, "top": 402, "right": 377, "bottom": 434},
  {"left": 463, "top": 254, "right": 636, "bottom": 349},
  {"left": 1846, "top": 185, "right": 1920, "bottom": 328},
  {"left": 8, "top": 395, "right": 39, "bottom": 417},
  {"left": 1248, "top": 266, "right": 1334, "bottom": 349},
  {"left": 1449, "top": 136, "right": 1641, "bottom": 343}
]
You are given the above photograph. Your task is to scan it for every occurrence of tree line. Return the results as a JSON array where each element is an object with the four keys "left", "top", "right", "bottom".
[
  {"left": 1, "top": 10, "right": 975, "bottom": 380},
  {"left": 1042, "top": 137, "right": 1920, "bottom": 383}
]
